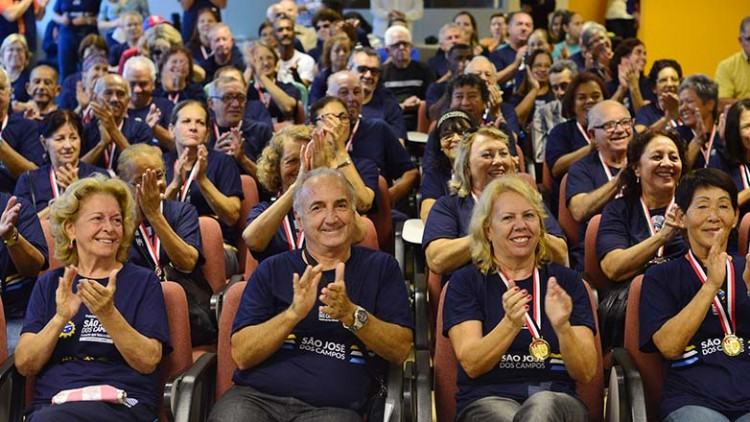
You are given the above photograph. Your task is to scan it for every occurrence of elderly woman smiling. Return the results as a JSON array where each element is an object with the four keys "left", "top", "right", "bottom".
[
  {"left": 443, "top": 176, "right": 597, "bottom": 421},
  {"left": 14, "top": 175, "right": 171, "bottom": 421}
]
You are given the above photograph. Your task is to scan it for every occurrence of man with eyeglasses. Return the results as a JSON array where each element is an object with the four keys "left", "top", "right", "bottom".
[
  {"left": 531, "top": 59, "right": 578, "bottom": 170},
  {"left": 716, "top": 16, "right": 750, "bottom": 109},
  {"left": 381, "top": 25, "right": 434, "bottom": 132},
  {"left": 124, "top": 56, "right": 175, "bottom": 151},
  {"left": 565, "top": 100, "right": 633, "bottom": 270},
  {"left": 80, "top": 74, "right": 153, "bottom": 172},
  {"left": 207, "top": 76, "right": 273, "bottom": 178},
  {"left": 349, "top": 47, "right": 407, "bottom": 142}
]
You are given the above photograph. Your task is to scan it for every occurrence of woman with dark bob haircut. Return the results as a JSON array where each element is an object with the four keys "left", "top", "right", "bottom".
[
  {"left": 708, "top": 99, "right": 750, "bottom": 216},
  {"left": 640, "top": 168, "right": 750, "bottom": 422}
]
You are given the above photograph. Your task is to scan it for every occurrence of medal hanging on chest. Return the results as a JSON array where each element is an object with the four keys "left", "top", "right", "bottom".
[
  {"left": 685, "top": 251, "right": 744, "bottom": 357},
  {"left": 497, "top": 269, "right": 550, "bottom": 361}
]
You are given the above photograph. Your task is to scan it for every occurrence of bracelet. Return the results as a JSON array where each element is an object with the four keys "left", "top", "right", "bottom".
[
  {"left": 3, "top": 227, "right": 19, "bottom": 247},
  {"left": 336, "top": 159, "right": 352, "bottom": 169}
]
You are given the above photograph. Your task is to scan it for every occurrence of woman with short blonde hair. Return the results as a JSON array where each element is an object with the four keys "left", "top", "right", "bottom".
[{"left": 0, "top": 33, "right": 31, "bottom": 105}]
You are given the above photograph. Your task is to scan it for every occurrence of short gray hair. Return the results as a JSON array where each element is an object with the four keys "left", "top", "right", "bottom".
[
  {"left": 549, "top": 59, "right": 578, "bottom": 77},
  {"left": 94, "top": 74, "right": 129, "bottom": 96},
  {"left": 438, "top": 22, "right": 464, "bottom": 42},
  {"left": 292, "top": 168, "right": 356, "bottom": 215},
  {"left": 384, "top": 25, "right": 411, "bottom": 46},
  {"left": 207, "top": 75, "right": 247, "bottom": 98},
  {"left": 679, "top": 74, "right": 719, "bottom": 118},
  {"left": 123, "top": 56, "right": 157, "bottom": 81},
  {"left": 580, "top": 21, "right": 607, "bottom": 49},
  {"left": 209, "top": 23, "right": 232, "bottom": 40}
]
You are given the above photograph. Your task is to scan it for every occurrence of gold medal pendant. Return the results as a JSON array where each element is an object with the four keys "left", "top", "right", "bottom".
[
  {"left": 722, "top": 334, "right": 744, "bottom": 357},
  {"left": 529, "top": 338, "right": 551, "bottom": 361}
]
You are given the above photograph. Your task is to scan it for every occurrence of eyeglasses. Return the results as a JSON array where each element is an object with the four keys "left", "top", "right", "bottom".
[
  {"left": 315, "top": 112, "right": 350, "bottom": 122},
  {"left": 211, "top": 93, "right": 247, "bottom": 104},
  {"left": 354, "top": 65, "right": 381, "bottom": 76},
  {"left": 316, "top": 22, "right": 331, "bottom": 30},
  {"left": 593, "top": 118, "right": 634, "bottom": 133},
  {"left": 550, "top": 82, "right": 569, "bottom": 92},
  {"left": 388, "top": 41, "right": 411, "bottom": 50}
]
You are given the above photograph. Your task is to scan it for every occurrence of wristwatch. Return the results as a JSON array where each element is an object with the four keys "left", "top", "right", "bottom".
[
  {"left": 343, "top": 306, "right": 369, "bottom": 332},
  {"left": 2, "top": 227, "right": 18, "bottom": 247}
]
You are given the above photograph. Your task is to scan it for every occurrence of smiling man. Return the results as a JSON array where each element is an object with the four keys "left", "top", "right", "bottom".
[
  {"left": 123, "top": 56, "right": 175, "bottom": 151},
  {"left": 208, "top": 168, "right": 413, "bottom": 422},
  {"left": 22, "top": 64, "right": 60, "bottom": 120}
]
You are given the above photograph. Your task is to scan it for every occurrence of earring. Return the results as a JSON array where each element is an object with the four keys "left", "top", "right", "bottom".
[{"left": 68, "top": 238, "right": 75, "bottom": 250}]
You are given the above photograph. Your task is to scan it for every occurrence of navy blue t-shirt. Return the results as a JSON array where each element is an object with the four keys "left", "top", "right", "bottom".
[
  {"left": 127, "top": 97, "right": 175, "bottom": 135},
  {"left": 14, "top": 162, "right": 108, "bottom": 212},
  {"left": 443, "top": 263, "right": 595, "bottom": 416},
  {"left": 22, "top": 263, "right": 171, "bottom": 410},
  {"left": 128, "top": 200, "right": 205, "bottom": 271},
  {"left": 596, "top": 196, "right": 687, "bottom": 263},
  {"left": 108, "top": 42, "right": 130, "bottom": 67},
  {"left": 565, "top": 152, "right": 621, "bottom": 270},
  {"left": 544, "top": 119, "right": 590, "bottom": 175},
  {"left": 640, "top": 255, "right": 750, "bottom": 418},
  {"left": 427, "top": 50, "right": 449, "bottom": 79},
  {"left": 181, "top": 0, "right": 218, "bottom": 42},
  {"left": 201, "top": 45, "right": 246, "bottom": 81},
  {"left": 207, "top": 120, "right": 273, "bottom": 164},
  {"left": 231, "top": 247, "right": 413, "bottom": 411},
  {"left": 53, "top": 0, "right": 99, "bottom": 33},
  {"left": 634, "top": 102, "right": 665, "bottom": 128},
  {"left": 153, "top": 82, "right": 207, "bottom": 104},
  {"left": 164, "top": 148, "right": 243, "bottom": 244},
  {"left": 81, "top": 116, "right": 154, "bottom": 170},
  {"left": 11, "top": 69, "right": 30, "bottom": 104},
  {"left": 57, "top": 72, "right": 81, "bottom": 111},
  {"left": 349, "top": 117, "right": 416, "bottom": 183},
  {"left": 245, "top": 100, "right": 274, "bottom": 129},
  {"left": 708, "top": 148, "right": 750, "bottom": 217},
  {"left": 246, "top": 158, "right": 380, "bottom": 262},
  {"left": 246, "top": 80, "right": 301, "bottom": 124},
  {"left": 675, "top": 126, "right": 721, "bottom": 170},
  {"left": 0, "top": 193, "right": 47, "bottom": 319},
  {"left": 0, "top": 113, "right": 44, "bottom": 192},
  {"left": 361, "top": 87, "right": 408, "bottom": 141},
  {"left": 420, "top": 163, "right": 451, "bottom": 202},
  {"left": 425, "top": 81, "right": 447, "bottom": 110},
  {"left": 309, "top": 68, "right": 332, "bottom": 106},
  {"left": 605, "top": 75, "right": 655, "bottom": 116}
]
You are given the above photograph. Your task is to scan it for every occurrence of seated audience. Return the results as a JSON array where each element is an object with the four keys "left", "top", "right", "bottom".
[
  {"left": 488, "top": 12, "right": 533, "bottom": 98},
  {"left": 453, "top": 11, "right": 485, "bottom": 56},
  {"left": 597, "top": 130, "right": 687, "bottom": 349},
  {"left": 209, "top": 168, "right": 413, "bottom": 422},
  {"left": 443, "top": 175, "right": 596, "bottom": 422},
  {"left": 309, "top": 33, "right": 353, "bottom": 105},
  {"left": 187, "top": 7, "right": 220, "bottom": 70},
  {"left": 243, "top": 122, "right": 376, "bottom": 262},
  {"left": 552, "top": 11, "right": 583, "bottom": 60},
  {"left": 96, "top": 0, "right": 148, "bottom": 47},
  {"left": 708, "top": 99, "right": 750, "bottom": 216},
  {"left": 123, "top": 56, "right": 175, "bottom": 150},
  {"left": 15, "top": 175, "right": 170, "bottom": 421},
  {"left": 678, "top": 74, "right": 721, "bottom": 170},
  {"left": 715, "top": 16, "right": 750, "bottom": 108},
  {"left": 1, "top": 34, "right": 31, "bottom": 106},
  {"left": 17, "top": 64, "right": 60, "bottom": 120},
  {"left": 428, "top": 23, "right": 469, "bottom": 79},
  {"left": 425, "top": 43, "right": 473, "bottom": 112},
  {"left": 14, "top": 110, "right": 106, "bottom": 217},
  {"left": 531, "top": 59, "right": 577, "bottom": 169},
  {"left": 153, "top": 46, "right": 207, "bottom": 104},
  {"left": 423, "top": 127, "right": 567, "bottom": 278},
  {"left": 307, "top": 7, "right": 343, "bottom": 62},
  {"left": 640, "top": 168, "right": 750, "bottom": 422},
  {"left": 201, "top": 23, "right": 245, "bottom": 81},
  {"left": 511, "top": 49, "right": 555, "bottom": 126},
  {"left": 245, "top": 42, "right": 302, "bottom": 127},
  {"left": 107, "top": 11, "right": 144, "bottom": 66},
  {"left": 479, "top": 12, "right": 507, "bottom": 53},
  {"left": 607, "top": 38, "right": 653, "bottom": 116},
  {"left": 634, "top": 59, "right": 683, "bottom": 134}
]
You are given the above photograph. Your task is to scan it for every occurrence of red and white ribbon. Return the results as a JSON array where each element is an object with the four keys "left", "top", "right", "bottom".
[
  {"left": 497, "top": 268, "right": 543, "bottom": 339},
  {"left": 685, "top": 250, "right": 736, "bottom": 337}
]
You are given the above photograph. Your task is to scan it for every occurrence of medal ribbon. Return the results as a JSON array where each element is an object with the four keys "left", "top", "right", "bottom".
[
  {"left": 179, "top": 162, "right": 199, "bottom": 202},
  {"left": 700, "top": 125, "right": 718, "bottom": 168},
  {"left": 102, "top": 120, "right": 124, "bottom": 170},
  {"left": 741, "top": 164, "right": 750, "bottom": 191},
  {"left": 49, "top": 167, "right": 61, "bottom": 200},
  {"left": 168, "top": 93, "right": 179, "bottom": 104},
  {"left": 685, "top": 250, "right": 736, "bottom": 335},
  {"left": 576, "top": 121, "right": 592, "bottom": 145},
  {"left": 640, "top": 197, "right": 674, "bottom": 258},
  {"left": 599, "top": 153, "right": 623, "bottom": 198},
  {"left": 254, "top": 83, "right": 271, "bottom": 108},
  {"left": 497, "top": 268, "right": 543, "bottom": 339},
  {"left": 138, "top": 202, "right": 163, "bottom": 269},
  {"left": 281, "top": 214, "right": 305, "bottom": 250},
  {"left": 345, "top": 117, "right": 362, "bottom": 152}
]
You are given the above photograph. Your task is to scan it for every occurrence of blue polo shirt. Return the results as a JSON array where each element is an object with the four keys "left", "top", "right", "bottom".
[
  {"left": 246, "top": 80, "right": 301, "bottom": 124},
  {"left": 163, "top": 148, "right": 243, "bottom": 244},
  {"left": 127, "top": 97, "right": 175, "bottom": 134},
  {"left": 596, "top": 196, "right": 688, "bottom": 264},
  {"left": 349, "top": 118, "right": 415, "bottom": 183},
  {"left": 206, "top": 119, "right": 273, "bottom": 165},
  {"left": 246, "top": 158, "right": 380, "bottom": 263},
  {"left": 361, "top": 87, "right": 408, "bottom": 141},
  {"left": 0, "top": 113, "right": 44, "bottom": 192},
  {"left": 232, "top": 247, "right": 413, "bottom": 411},
  {"left": 565, "top": 152, "right": 622, "bottom": 270},
  {"left": 81, "top": 116, "right": 154, "bottom": 170},
  {"left": 21, "top": 263, "right": 171, "bottom": 410},
  {"left": 443, "top": 263, "right": 595, "bottom": 416},
  {"left": 128, "top": 200, "right": 204, "bottom": 271},
  {"left": 640, "top": 255, "right": 750, "bottom": 419},
  {"left": 0, "top": 193, "right": 47, "bottom": 319},
  {"left": 14, "top": 162, "right": 108, "bottom": 212}
]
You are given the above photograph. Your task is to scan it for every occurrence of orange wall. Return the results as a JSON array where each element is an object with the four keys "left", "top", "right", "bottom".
[
  {"left": 568, "top": 0, "right": 606, "bottom": 23},
  {"left": 639, "top": 0, "right": 747, "bottom": 76}
]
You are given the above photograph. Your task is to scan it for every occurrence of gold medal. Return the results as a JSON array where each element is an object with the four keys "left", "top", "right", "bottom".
[
  {"left": 722, "top": 334, "right": 744, "bottom": 357},
  {"left": 529, "top": 338, "right": 551, "bottom": 361}
]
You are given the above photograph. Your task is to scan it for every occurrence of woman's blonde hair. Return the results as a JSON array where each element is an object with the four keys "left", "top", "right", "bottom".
[
  {"left": 469, "top": 176, "right": 549, "bottom": 273},
  {"left": 49, "top": 174, "right": 137, "bottom": 265},
  {"left": 321, "top": 34, "right": 352, "bottom": 71},
  {"left": 256, "top": 125, "right": 312, "bottom": 193},
  {"left": 449, "top": 126, "right": 513, "bottom": 198},
  {"left": 0, "top": 34, "right": 30, "bottom": 63}
]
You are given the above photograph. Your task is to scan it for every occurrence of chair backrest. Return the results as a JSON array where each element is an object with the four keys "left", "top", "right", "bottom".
[
  {"left": 623, "top": 275, "right": 664, "bottom": 422},
  {"left": 427, "top": 270, "right": 443, "bottom": 354},
  {"left": 216, "top": 281, "right": 246, "bottom": 401},
  {"left": 434, "top": 279, "right": 605, "bottom": 422},
  {"left": 739, "top": 212, "right": 750, "bottom": 255},
  {"left": 368, "top": 176, "right": 394, "bottom": 254},
  {"left": 515, "top": 143, "right": 526, "bottom": 173},
  {"left": 558, "top": 174, "right": 580, "bottom": 245},
  {"left": 236, "top": 176, "right": 260, "bottom": 276},
  {"left": 357, "top": 216, "right": 380, "bottom": 250},
  {"left": 0, "top": 297, "right": 6, "bottom": 363},
  {"left": 159, "top": 281, "right": 194, "bottom": 421},
  {"left": 242, "top": 250, "right": 259, "bottom": 283},
  {"left": 39, "top": 217, "right": 62, "bottom": 274},
  {"left": 198, "top": 216, "right": 227, "bottom": 293},
  {"left": 584, "top": 214, "right": 610, "bottom": 291},
  {"left": 542, "top": 160, "right": 553, "bottom": 194},
  {"left": 417, "top": 101, "right": 430, "bottom": 133}
]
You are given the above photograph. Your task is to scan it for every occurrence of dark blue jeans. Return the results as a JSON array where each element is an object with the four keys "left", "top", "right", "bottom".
[{"left": 57, "top": 27, "right": 95, "bottom": 82}]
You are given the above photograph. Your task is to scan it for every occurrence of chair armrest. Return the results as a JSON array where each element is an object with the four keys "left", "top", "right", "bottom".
[
  {"left": 167, "top": 352, "right": 217, "bottom": 422},
  {"left": 610, "top": 347, "right": 648, "bottom": 422},
  {"left": 0, "top": 356, "right": 26, "bottom": 422},
  {"left": 385, "top": 362, "right": 404, "bottom": 422},
  {"left": 414, "top": 350, "right": 432, "bottom": 422},
  {"left": 413, "top": 272, "right": 429, "bottom": 351}
]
